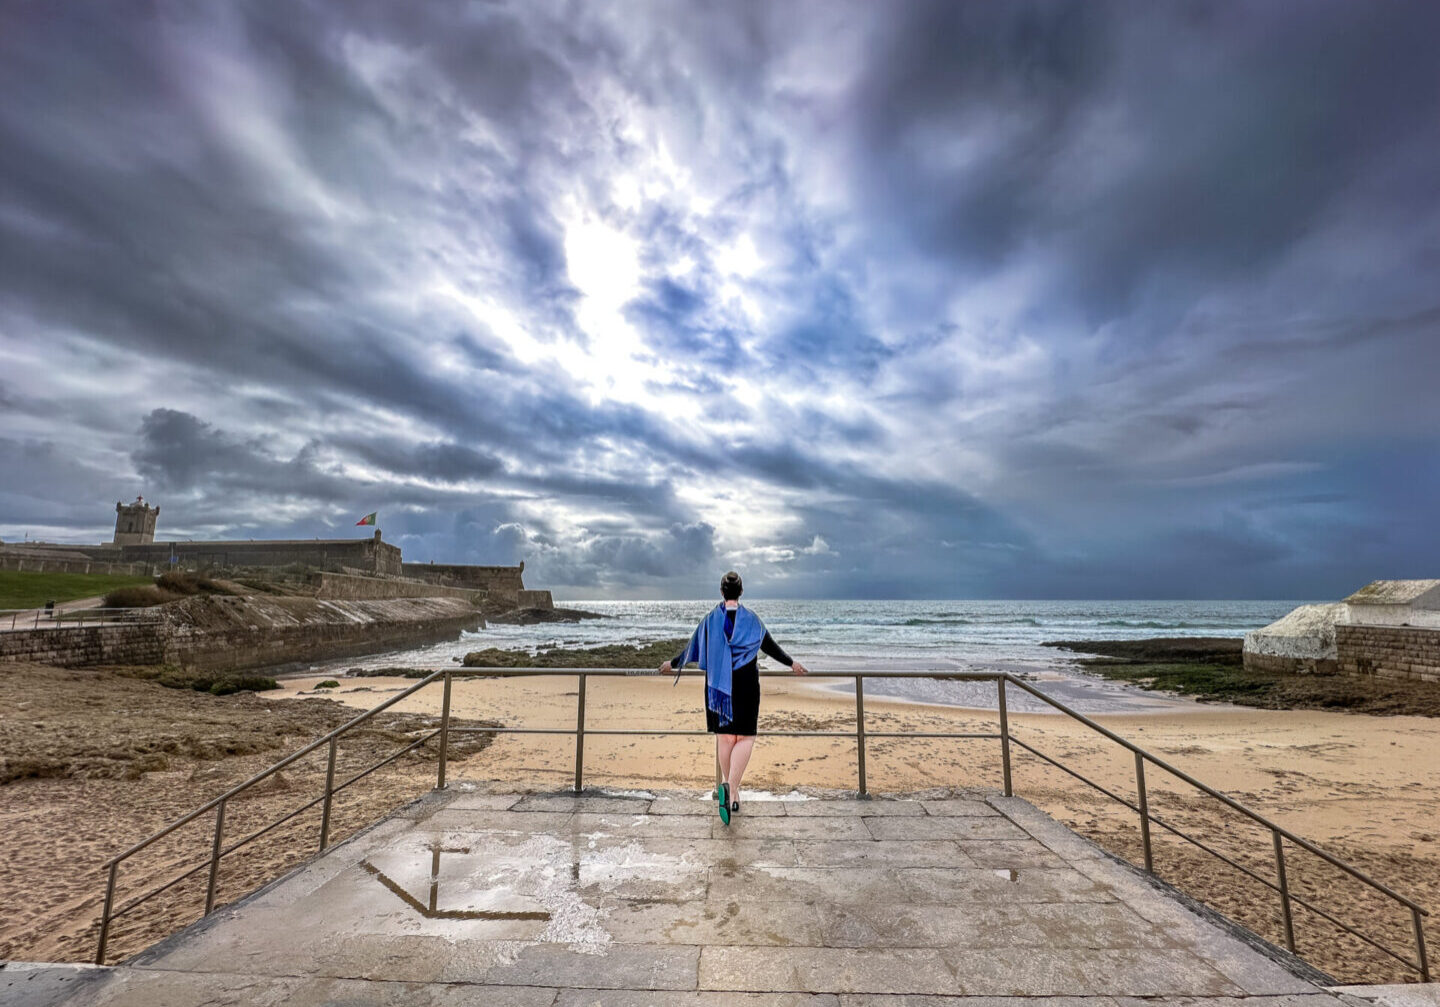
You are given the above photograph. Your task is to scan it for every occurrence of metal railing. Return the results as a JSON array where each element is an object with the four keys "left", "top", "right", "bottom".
[
  {"left": 95, "top": 668, "right": 1430, "bottom": 981},
  {"left": 2, "top": 606, "right": 164, "bottom": 631}
]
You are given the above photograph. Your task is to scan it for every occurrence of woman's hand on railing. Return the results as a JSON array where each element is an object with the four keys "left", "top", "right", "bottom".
[
  {"left": 658, "top": 660, "right": 672, "bottom": 675},
  {"left": 791, "top": 661, "right": 809, "bottom": 675}
]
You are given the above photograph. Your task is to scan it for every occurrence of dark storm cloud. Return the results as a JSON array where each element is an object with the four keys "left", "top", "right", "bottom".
[
  {"left": 2, "top": 1, "right": 1438, "bottom": 598},
  {"left": 850, "top": 2, "right": 1440, "bottom": 325}
]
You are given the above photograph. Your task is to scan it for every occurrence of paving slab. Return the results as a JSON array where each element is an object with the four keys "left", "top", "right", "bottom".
[
  {"left": 839, "top": 998, "right": 1120, "bottom": 1007},
  {"left": 783, "top": 800, "right": 925, "bottom": 817},
  {"left": 700, "top": 946, "right": 960, "bottom": 995},
  {"left": 441, "top": 792, "right": 523, "bottom": 811},
  {"left": 865, "top": 815, "right": 1027, "bottom": 841},
  {"left": 920, "top": 800, "right": 1000, "bottom": 817},
  {"left": 650, "top": 797, "right": 789, "bottom": 816},
  {"left": 556, "top": 993, "right": 839, "bottom": 1007},
  {"left": 940, "top": 947, "right": 1243, "bottom": 996},
  {"left": 0, "top": 964, "right": 110, "bottom": 1007},
  {"left": 953, "top": 838, "right": 1069, "bottom": 869},
  {"left": 48, "top": 788, "right": 1327, "bottom": 1006},
  {"left": 1331, "top": 987, "right": 1440, "bottom": 1007},
  {"left": 511, "top": 795, "right": 654, "bottom": 814},
  {"left": 816, "top": 902, "right": 1174, "bottom": 949},
  {"left": 794, "top": 840, "right": 977, "bottom": 868},
  {"left": 895, "top": 866, "right": 1115, "bottom": 904}
]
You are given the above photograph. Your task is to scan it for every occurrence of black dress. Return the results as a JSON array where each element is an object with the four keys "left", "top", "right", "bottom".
[{"left": 672, "top": 630, "right": 793, "bottom": 737}]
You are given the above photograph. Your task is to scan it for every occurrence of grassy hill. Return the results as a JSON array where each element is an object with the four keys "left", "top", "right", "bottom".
[{"left": 0, "top": 570, "right": 155, "bottom": 609}]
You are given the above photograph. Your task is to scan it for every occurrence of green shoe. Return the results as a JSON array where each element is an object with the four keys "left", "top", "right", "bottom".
[{"left": 717, "top": 782, "right": 730, "bottom": 825}]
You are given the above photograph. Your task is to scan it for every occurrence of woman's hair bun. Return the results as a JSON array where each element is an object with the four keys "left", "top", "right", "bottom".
[{"left": 720, "top": 570, "right": 743, "bottom": 600}]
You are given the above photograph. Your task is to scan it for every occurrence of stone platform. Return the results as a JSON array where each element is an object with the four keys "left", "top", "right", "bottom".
[{"left": 7, "top": 788, "right": 1349, "bottom": 1006}]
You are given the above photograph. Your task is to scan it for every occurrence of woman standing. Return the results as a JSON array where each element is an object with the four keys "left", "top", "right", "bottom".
[{"left": 659, "top": 571, "right": 808, "bottom": 824}]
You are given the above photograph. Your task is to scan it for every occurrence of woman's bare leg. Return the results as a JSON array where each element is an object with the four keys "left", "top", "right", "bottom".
[
  {"left": 715, "top": 734, "right": 736, "bottom": 786},
  {"left": 726, "top": 736, "right": 755, "bottom": 796}
]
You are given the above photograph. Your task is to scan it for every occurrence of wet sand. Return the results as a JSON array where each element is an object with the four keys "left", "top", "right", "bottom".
[{"left": 274, "top": 671, "right": 1440, "bottom": 981}]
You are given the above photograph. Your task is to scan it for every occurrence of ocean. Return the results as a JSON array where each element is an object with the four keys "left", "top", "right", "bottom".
[{"left": 326, "top": 599, "right": 1299, "bottom": 714}]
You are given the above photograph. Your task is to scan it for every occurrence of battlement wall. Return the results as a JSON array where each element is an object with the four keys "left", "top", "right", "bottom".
[
  {"left": 116, "top": 535, "right": 402, "bottom": 576},
  {"left": 311, "top": 572, "right": 484, "bottom": 604},
  {"left": 401, "top": 561, "right": 527, "bottom": 601},
  {"left": 516, "top": 589, "right": 553, "bottom": 609}
]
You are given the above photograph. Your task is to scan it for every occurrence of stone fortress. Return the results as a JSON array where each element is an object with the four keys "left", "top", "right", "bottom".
[
  {"left": 0, "top": 497, "right": 550, "bottom": 612},
  {"left": 113, "top": 496, "right": 160, "bottom": 545},
  {"left": 1244, "top": 580, "right": 1440, "bottom": 684}
]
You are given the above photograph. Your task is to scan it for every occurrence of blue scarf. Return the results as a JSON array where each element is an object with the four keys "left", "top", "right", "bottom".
[{"left": 676, "top": 603, "right": 766, "bottom": 724}]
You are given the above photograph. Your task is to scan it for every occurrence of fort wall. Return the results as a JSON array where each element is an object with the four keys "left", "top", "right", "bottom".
[
  {"left": 401, "top": 561, "right": 531, "bottom": 604},
  {"left": 1335, "top": 624, "right": 1440, "bottom": 684},
  {"left": 116, "top": 533, "right": 403, "bottom": 576},
  {"left": 0, "top": 552, "right": 159, "bottom": 577},
  {"left": 310, "top": 572, "right": 484, "bottom": 604}
]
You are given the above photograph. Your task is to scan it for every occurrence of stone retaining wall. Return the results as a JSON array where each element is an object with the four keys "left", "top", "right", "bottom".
[
  {"left": 1335, "top": 624, "right": 1440, "bottom": 684},
  {"left": 0, "top": 623, "right": 168, "bottom": 667},
  {"left": 1, "top": 596, "right": 483, "bottom": 672},
  {"left": 311, "top": 572, "right": 483, "bottom": 604},
  {"left": 401, "top": 562, "right": 525, "bottom": 601},
  {"left": 516, "top": 589, "right": 553, "bottom": 609},
  {"left": 163, "top": 595, "right": 484, "bottom": 673}
]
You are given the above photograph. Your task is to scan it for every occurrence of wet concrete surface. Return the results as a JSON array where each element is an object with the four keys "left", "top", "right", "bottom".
[{"left": 8, "top": 787, "right": 1350, "bottom": 1006}]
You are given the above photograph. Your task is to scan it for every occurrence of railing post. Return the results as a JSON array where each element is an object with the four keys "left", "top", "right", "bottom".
[
  {"left": 204, "top": 798, "right": 227, "bottom": 915},
  {"left": 96, "top": 861, "right": 118, "bottom": 965},
  {"left": 997, "top": 677, "right": 1013, "bottom": 798},
  {"left": 573, "top": 673, "right": 587, "bottom": 794},
  {"left": 436, "top": 671, "right": 452, "bottom": 790},
  {"left": 854, "top": 675, "right": 868, "bottom": 796},
  {"left": 1413, "top": 906, "right": 1430, "bottom": 982},
  {"left": 319, "top": 737, "right": 338, "bottom": 851},
  {"left": 1273, "top": 829, "right": 1295, "bottom": 953},
  {"left": 1135, "top": 752, "right": 1154, "bottom": 874}
]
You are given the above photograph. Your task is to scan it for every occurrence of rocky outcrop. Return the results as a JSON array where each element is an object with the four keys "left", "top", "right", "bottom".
[{"left": 487, "top": 606, "right": 605, "bottom": 625}]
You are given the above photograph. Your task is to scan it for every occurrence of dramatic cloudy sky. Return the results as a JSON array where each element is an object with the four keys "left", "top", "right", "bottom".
[{"left": 2, "top": 2, "right": 1438, "bottom": 599}]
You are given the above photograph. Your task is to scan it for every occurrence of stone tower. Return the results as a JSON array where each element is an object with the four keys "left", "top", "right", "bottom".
[{"left": 114, "top": 496, "right": 159, "bottom": 545}]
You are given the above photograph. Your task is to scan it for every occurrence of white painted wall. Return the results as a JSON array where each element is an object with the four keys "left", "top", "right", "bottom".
[
  {"left": 1243, "top": 603, "right": 1347, "bottom": 661},
  {"left": 1345, "top": 604, "right": 1440, "bottom": 629}
]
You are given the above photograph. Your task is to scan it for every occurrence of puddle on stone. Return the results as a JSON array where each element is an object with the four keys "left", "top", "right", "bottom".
[
  {"left": 360, "top": 844, "right": 552, "bottom": 922},
  {"left": 354, "top": 830, "right": 704, "bottom": 953},
  {"left": 992, "top": 868, "right": 1021, "bottom": 882}
]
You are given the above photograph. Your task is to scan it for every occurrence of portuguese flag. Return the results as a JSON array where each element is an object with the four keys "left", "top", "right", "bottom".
[{"left": 355, "top": 512, "right": 377, "bottom": 526}]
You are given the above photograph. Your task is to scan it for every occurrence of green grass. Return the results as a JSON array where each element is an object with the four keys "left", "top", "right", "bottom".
[{"left": 0, "top": 570, "right": 154, "bottom": 609}]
